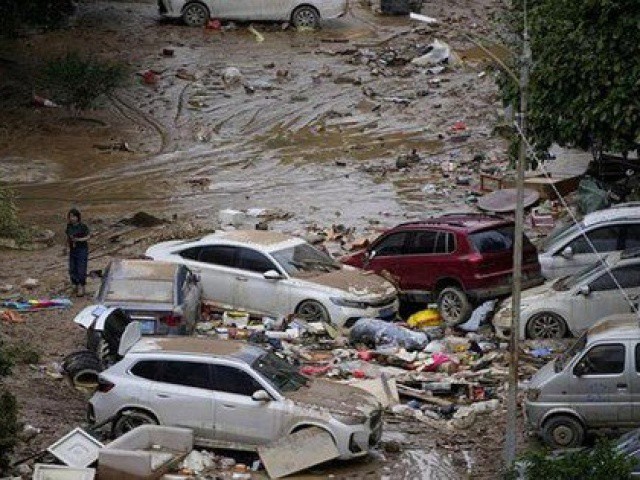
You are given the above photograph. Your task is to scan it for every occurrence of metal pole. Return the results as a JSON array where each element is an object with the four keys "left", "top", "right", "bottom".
[{"left": 503, "top": 16, "right": 531, "bottom": 466}]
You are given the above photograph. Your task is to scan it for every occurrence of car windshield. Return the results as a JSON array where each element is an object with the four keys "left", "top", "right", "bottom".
[
  {"left": 271, "top": 243, "right": 341, "bottom": 275},
  {"left": 539, "top": 221, "right": 581, "bottom": 253},
  {"left": 554, "top": 332, "right": 587, "bottom": 372},
  {"left": 552, "top": 257, "right": 608, "bottom": 291},
  {"left": 252, "top": 352, "right": 309, "bottom": 393}
]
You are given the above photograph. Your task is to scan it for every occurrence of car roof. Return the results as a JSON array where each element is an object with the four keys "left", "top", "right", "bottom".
[
  {"left": 199, "top": 230, "right": 305, "bottom": 252},
  {"left": 393, "top": 213, "right": 512, "bottom": 233},
  {"left": 128, "top": 336, "right": 248, "bottom": 357},
  {"left": 108, "top": 259, "right": 179, "bottom": 281},
  {"left": 583, "top": 203, "right": 640, "bottom": 227},
  {"left": 588, "top": 314, "right": 640, "bottom": 342}
]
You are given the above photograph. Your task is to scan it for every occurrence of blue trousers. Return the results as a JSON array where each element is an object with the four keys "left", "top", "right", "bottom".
[{"left": 69, "top": 245, "right": 88, "bottom": 286}]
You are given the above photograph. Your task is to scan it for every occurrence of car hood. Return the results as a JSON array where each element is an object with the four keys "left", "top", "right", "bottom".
[
  {"left": 525, "top": 359, "right": 556, "bottom": 390},
  {"left": 284, "top": 379, "right": 380, "bottom": 417},
  {"left": 293, "top": 267, "right": 396, "bottom": 299}
]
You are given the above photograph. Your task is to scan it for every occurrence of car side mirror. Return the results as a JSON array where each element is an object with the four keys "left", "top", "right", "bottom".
[
  {"left": 251, "top": 389, "right": 271, "bottom": 402},
  {"left": 561, "top": 246, "right": 574, "bottom": 259},
  {"left": 263, "top": 270, "right": 282, "bottom": 281},
  {"left": 368, "top": 249, "right": 377, "bottom": 260},
  {"left": 574, "top": 362, "right": 586, "bottom": 377},
  {"left": 578, "top": 285, "right": 590, "bottom": 296}
]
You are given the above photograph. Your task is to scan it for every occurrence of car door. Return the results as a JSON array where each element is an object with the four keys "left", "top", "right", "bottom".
[
  {"left": 233, "top": 247, "right": 290, "bottom": 317},
  {"left": 176, "top": 245, "right": 239, "bottom": 306},
  {"left": 148, "top": 360, "right": 216, "bottom": 440},
  {"left": 401, "top": 230, "right": 455, "bottom": 291},
  {"left": 365, "top": 231, "right": 411, "bottom": 290},
  {"left": 211, "top": 363, "right": 286, "bottom": 445},
  {"left": 631, "top": 343, "right": 640, "bottom": 425},
  {"left": 567, "top": 342, "right": 631, "bottom": 426},
  {"left": 207, "top": 0, "right": 265, "bottom": 20},
  {"left": 571, "top": 265, "right": 640, "bottom": 331},
  {"left": 552, "top": 226, "right": 623, "bottom": 278}
]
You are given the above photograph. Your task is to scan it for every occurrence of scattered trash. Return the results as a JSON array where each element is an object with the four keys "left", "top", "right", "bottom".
[
  {"left": 222, "top": 66, "right": 243, "bottom": 85},
  {"left": 248, "top": 25, "right": 265, "bottom": 42},
  {"left": 33, "top": 94, "right": 59, "bottom": 108},
  {"left": 350, "top": 318, "right": 429, "bottom": 351},
  {"left": 412, "top": 39, "right": 458, "bottom": 66},
  {"left": 407, "top": 309, "right": 441, "bottom": 329},
  {"left": 409, "top": 12, "right": 438, "bottom": 24},
  {"left": 47, "top": 428, "right": 104, "bottom": 468}
]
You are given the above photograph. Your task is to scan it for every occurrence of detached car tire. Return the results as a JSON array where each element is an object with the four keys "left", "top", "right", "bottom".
[
  {"left": 182, "top": 2, "right": 209, "bottom": 27},
  {"left": 113, "top": 410, "right": 158, "bottom": 438},
  {"left": 291, "top": 6, "right": 320, "bottom": 29},
  {"left": 542, "top": 415, "right": 585, "bottom": 448},
  {"left": 437, "top": 286, "right": 472, "bottom": 326},
  {"left": 526, "top": 312, "right": 567, "bottom": 339}
]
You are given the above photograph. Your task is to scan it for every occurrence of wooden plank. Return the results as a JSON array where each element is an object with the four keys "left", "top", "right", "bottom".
[
  {"left": 397, "top": 384, "right": 453, "bottom": 408},
  {"left": 258, "top": 427, "right": 340, "bottom": 478}
]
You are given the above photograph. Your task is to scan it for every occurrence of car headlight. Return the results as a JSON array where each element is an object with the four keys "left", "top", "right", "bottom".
[
  {"left": 330, "top": 297, "right": 369, "bottom": 309},
  {"left": 335, "top": 413, "right": 367, "bottom": 425}
]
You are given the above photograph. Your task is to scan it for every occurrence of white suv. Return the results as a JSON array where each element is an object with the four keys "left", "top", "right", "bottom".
[
  {"left": 538, "top": 203, "right": 640, "bottom": 279},
  {"left": 89, "top": 324, "right": 383, "bottom": 458}
]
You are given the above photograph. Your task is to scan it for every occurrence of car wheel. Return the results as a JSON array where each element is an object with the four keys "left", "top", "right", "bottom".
[
  {"left": 542, "top": 415, "right": 585, "bottom": 448},
  {"left": 291, "top": 6, "right": 320, "bottom": 29},
  {"left": 437, "top": 286, "right": 472, "bottom": 326},
  {"left": 113, "top": 410, "right": 158, "bottom": 437},
  {"left": 182, "top": 3, "right": 209, "bottom": 27},
  {"left": 296, "top": 300, "right": 330, "bottom": 323},
  {"left": 526, "top": 312, "right": 567, "bottom": 339}
]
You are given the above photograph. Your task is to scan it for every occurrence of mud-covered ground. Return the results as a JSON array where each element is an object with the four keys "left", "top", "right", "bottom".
[{"left": 0, "top": 0, "right": 528, "bottom": 477}]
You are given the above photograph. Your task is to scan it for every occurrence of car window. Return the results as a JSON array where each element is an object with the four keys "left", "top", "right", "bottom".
[
  {"left": 575, "top": 343, "right": 625, "bottom": 375},
  {"left": 469, "top": 227, "right": 515, "bottom": 253},
  {"left": 374, "top": 232, "right": 409, "bottom": 256},
  {"left": 407, "top": 230, "right": 437, "bottom": 254},
  {"left": 237, "top": 248, "right": 277, "bottom": 273},
  {"left": 212, "top": 365, "right": 263, "bottom": 396},
  {"left": 198, "top": 246, "right": 237, "bottom": 267},
  {"left": 589, "top": 266, "right": 640, "bottom": 291},
  {"left": 130, "top": 360, "right": 162, "bottom": 381},
  {"left": 624, "top": 225, "right": 640, "bottom": 250},
  {"left": 568, "top": 226, "right": 622, "bottom": 254},
  {"left": 436, "top": 232, "right": 455, "bottom": 254},
  {"left": 179, "top": 247, "right": 201, "bottom": 260},
  {"left": 156, "top": 361, "right": 212, "bottom": 390}
]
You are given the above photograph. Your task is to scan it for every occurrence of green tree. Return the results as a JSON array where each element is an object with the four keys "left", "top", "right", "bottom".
[
  {"left": 0, "top": 336, "right": 18, "bottom": 473},
  {"left": 0, "top": 187, "right": 31, "bottom": 244},
  {"left": 499, "top": 0, "right": 640, "bottom": 159}
]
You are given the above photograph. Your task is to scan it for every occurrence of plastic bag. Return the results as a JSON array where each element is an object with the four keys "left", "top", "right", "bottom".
[{"left": 349, "top": 318, "right": 429, "bottom": 351}]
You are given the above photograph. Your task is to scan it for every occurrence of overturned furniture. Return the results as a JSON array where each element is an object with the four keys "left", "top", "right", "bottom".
[{"left": 98, "top": 425, "right": 193, "bottom": 480}]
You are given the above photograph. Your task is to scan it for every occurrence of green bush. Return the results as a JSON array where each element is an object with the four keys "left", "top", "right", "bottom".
[
  {"left": 4, "top": 342, "right": 41, "bottom": 365},
  {"left": 41, "top": 52, "right": 126, "bottom": 113},
  {"left": 0, "top": 337, "right": 17, "bottom": 473},
  {"left": 0, "top": 0, "right": 74, "bottom": 37},
  {"left": 0, "top": 187, "right": 31, "bottom": 245},
  {"left": 507, "top": 439, "right": 636, "bottom": 480}
]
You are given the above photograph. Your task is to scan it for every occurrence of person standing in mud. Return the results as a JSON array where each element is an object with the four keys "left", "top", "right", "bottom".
[{"left": 65, "top": 208, "right": 90, "bottom": 297}]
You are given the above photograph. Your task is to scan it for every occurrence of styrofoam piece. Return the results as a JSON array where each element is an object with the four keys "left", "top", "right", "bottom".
[
  {"left": 34, "top": 463, "right": 96, "bottom": 479},
  {"left": 219, "top": 209, "right": 246, "bottom": 226},
  {"left": 47, "top": 428, "right": 103, "bottom": 468}
]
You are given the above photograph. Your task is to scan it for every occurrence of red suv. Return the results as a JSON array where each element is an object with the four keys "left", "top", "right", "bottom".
[{"left": 342, "top": 214, "right": 544, "bottom": 325}]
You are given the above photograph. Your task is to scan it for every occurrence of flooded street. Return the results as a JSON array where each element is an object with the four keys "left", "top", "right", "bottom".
[{"left": 0, "top": 0, "right": 515, "bottom": 477}]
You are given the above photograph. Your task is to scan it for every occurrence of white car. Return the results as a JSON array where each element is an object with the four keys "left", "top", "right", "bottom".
[
  {"left": 538, "top": 202, "right": 640, "bottom": 280},
  {"left": 89, "top": 323, "right": 383, "bottom": 458},
  {"left": 494, "top": 249, "right": 640, "bottom": 340},
  {"left": 145, "top": 230, "right": 399, "bottom": 329},
  {"left": 159, "top": 0, "right": 347, "bottom": 28}
]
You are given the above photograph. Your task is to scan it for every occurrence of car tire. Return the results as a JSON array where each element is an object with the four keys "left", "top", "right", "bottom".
[
  {"left": 542, "top": 415, "right": 585, "bottom": 448},
  {"left": 295, "top": 300, "right": 330, "bottom": 323},
  {"left": 62, "top": 350, "right": 103, "bottom": 388},
  {"left": 182, "top": 2, "right": 209, "bottom": 27},
  {"left": 291, "top": 6, "right": 320, "bottom": 29},
  {"left": 526, "top": 312, "right": 567, "bottom": 339},
  {"left": 113, "top": 410, "right": 158, "bottom": 438},
  {"left": 437, "top": 286, "right": 472, "bottom": 326}
]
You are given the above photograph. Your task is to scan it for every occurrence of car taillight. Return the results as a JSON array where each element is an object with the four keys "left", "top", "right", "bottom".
[
  {"left": 465, "top": 253, "right": 484, "bottom": 264},
  {"left": 97, "top": 378, "right": 115, "bottom": 393},
  {"left": 162, "top": 314, "right": 182, "bottom": 327}
]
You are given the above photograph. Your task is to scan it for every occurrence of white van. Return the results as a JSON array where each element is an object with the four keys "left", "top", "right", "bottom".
[{"left": 524, "top": 314, "right": 640, "bottom": 448}]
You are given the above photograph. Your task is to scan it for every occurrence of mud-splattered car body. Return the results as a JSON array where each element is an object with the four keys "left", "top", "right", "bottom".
[
  {"left": 146, "top": 230, "right": 399, "bottom": 328},
  {"left": 89, "top": 331, "right": 383, "bottom": 457}
]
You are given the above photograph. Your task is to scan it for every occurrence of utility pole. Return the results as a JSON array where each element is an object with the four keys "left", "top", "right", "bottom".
[{"left": 503, "top": 7, "right": 531, "bottom": 466}]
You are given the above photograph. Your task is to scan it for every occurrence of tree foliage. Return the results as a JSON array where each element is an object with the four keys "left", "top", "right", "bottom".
[
  {"left": 0, "top": 0, "right": 75, "bottom": 37},
  {"left": 499, "top": 0, "right": 640, "bottom": 158},
  {"left": 0, "top": 187, "right": 31, "bottom": 244}
]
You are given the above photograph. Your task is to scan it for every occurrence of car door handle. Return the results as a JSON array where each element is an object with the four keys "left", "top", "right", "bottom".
[
  {"left": 617, "top": 383, "right": 628, "bottom": 388},
  {"left": 157, "top": 393, "right": 170, "bottom": 398},
  {"left": 223, "top": 404, "right": 236, "bottom": 409},
  {"left": 235, "top": 276, "right": 248, "bottom": 282}
]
